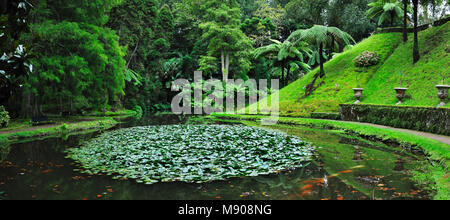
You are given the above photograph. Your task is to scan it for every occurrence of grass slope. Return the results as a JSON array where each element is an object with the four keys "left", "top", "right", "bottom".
[
  {"left": 254, "top": 21, "right": 450, "bottom": 117},
  {"left": 364, "top": 22, "right": 450, "bottom": 105}
]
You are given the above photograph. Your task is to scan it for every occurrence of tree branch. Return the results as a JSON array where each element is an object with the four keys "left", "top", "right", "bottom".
[{"left": 127, "top": 39, "right": 140, "bottom": 69}]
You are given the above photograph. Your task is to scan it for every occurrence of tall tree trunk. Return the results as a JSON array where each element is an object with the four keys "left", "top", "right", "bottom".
[
  {"left": 403, "top": 0, "right": 409, "bottom": 42},
  {"left": 305, "top": 43, "right": 325, "bottom": 97},
  {"left": 330, "top": 35, "right": 335, "bottom": 54},
  {"left": 286, "top": 64, "right": 291, "bottom": 86},
  {"left": 225, "top": 52, "right": 230, "bottom": 81},
  {"left": 221, "top": 50, "right": 225, "bottom": 81},
  {"left": 281, "top": 62, "right": 285, "bottom": 88},
  {"left": 59, "top": 96, "right": 63, "bottom": 116},
  {"left": 391, "top": 10, "right": 395, "bottom": 27},
  {"left": 32, "top": 95, "right": 40, "bottom": 117},
  {"left": 412, "top": 0, "right": 420, "bottom": 63},
  {"left": 319, "top": 43, "right": 325, "bottom": 78},
  {"left": 126, "top": 39, "right": 139, "bottom": 69},
  {"left": 70, "top": 98, "right": 73, "bottom": 114},
  {"left": 22, "top": 91, "right": 31, "bottom": 118}
]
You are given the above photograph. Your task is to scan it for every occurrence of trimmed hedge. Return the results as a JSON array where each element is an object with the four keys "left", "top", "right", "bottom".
[
  {"left": 340, "top": 104, "right": 450, "bottom": 136},
  {"left": 310, "top": 112, "right": 341, "bottom": 120},
  {"left": 373, "top": 17, "right": 449, "bottom": 34},
  {"left": 373, "top": 25, "right": 429, "bottom": 34},
  {"left": 0, "top": 106, "right": 10, "bottom": 128}
]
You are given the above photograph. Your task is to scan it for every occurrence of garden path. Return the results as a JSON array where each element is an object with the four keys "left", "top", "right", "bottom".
[{"left": 336, "top": 120, "right": 450, "bottom": 145}]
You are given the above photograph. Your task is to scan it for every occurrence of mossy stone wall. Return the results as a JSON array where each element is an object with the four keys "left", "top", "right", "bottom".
[
  {"left": 340, "top": 104, "right": 450, "bottom": 135},
  {"left": 310, "top": 112, "right": 341, "bottom": 120}
]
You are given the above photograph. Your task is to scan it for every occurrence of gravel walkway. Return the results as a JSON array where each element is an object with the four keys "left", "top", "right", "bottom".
[{"left": 342, "top": 121, "right": 450, "bottom": 145}]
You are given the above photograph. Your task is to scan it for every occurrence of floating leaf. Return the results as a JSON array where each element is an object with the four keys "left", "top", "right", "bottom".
[{"left": 66, "top": 125, "right": 314, "bottom": 184}]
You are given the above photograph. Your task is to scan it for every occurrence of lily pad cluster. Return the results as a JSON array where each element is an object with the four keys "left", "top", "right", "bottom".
[{"left": 66, "top": 125, "right": 314, "bottom": 184}]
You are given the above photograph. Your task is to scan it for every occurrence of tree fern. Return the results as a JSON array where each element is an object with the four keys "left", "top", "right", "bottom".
[
  {"left": 287, "top": 25, "right": 355, "bottom": 76},
  {"left": 366, "top": 0, "right": 406, "bottom": 27},
  {"left": 124, "top": 68, "right": 142, "bottom": 86},
  {"left": 254, "top": 39, "right": 311, "bottom": 87},
  {"left": 287, "top": 25, "right": 355, "bottom": 97}
]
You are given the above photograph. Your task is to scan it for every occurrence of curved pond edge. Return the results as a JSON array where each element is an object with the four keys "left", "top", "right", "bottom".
[
  {"left": 210, "top": 113, "right": 450, "bottom": 200},
  {"left": 0, "top": 109, "right": 140, "bottom": 144},
  {"left": 0, "top": 117, "right": 121, "bottom": 144}
]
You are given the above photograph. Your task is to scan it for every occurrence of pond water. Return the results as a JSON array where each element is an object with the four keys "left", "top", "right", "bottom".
[{"left": 0, "top": 114, "right": 430, "bottom": 200}]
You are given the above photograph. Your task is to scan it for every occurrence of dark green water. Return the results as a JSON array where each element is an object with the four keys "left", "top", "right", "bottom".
[{"left": 0, "top": 115, "right": 429, "bottom": 200}]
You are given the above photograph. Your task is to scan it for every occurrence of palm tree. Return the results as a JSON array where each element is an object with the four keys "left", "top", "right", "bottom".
[
  {"left": 287, "top": 25, "right": 355, "bottom": 96},
  {"left": 254, "top": 39, "right": 311, "bottom": 87},
  {"left": 366, "top": 0, "right": 405, "bottom": 27}
]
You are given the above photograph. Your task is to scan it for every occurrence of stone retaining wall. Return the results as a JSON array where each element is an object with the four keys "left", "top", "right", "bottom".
[{"left": 339, "top": 104, "right": 450, "bottom": 136}]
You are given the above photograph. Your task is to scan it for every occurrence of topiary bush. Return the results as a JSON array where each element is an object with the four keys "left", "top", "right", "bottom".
[
  {"left": 0, "top": 106, "right": 10, "bottom": 128},
  {"left": 353, "top": 50, "right": 381, "bottom": 67}
]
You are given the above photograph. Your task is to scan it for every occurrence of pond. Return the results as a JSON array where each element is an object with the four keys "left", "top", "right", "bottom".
[{"left": 0, "top": 114, "right": 430, "bottom": 200}]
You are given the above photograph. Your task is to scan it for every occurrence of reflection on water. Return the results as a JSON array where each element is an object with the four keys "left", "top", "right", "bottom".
[
  {"left": 0, "top": 115, "right": 430, "bottom": 200},
  {"left": 259, "top": 123, "right": 428, "bottom": 200}
]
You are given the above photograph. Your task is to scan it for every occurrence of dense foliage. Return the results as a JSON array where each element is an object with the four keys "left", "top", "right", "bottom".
[
  {"left": 28, "top": 21, "right": 126, "bottom": 114},
  {"left": 66, "top": 125, "right": 315, "bottom": 184},
  {"left": 0, "top": 0, "right": 34, "bottom": 117},
  {"left": 0, "top": 0, "right": 448, "bottom": 118}
]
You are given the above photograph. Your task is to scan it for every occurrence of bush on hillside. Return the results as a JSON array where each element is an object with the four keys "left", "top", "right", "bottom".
[{"left": 353, "top": 51, "right": 381, "bottom": 67}]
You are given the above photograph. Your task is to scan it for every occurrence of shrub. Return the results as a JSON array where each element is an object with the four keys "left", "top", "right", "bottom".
[
  {"left": 29, "top": 21, "right": 126, "bottom": 113},
  {"left": 0, "top": 106, "right": 10, "bottom": 128},
  {"left": 353, "top": 50, "right": 381, "bottom": 67}
]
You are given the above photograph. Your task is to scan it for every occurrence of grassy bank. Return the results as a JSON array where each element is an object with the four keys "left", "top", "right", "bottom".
[
  {"left": 211, "top": 113, "right": 450, "bottom": 199},
  {"left": 0, "top": 109, "right": 137, "bottom": 143},
  {"left": 0, "top": 117, "right": 119, "bottom": 143}
]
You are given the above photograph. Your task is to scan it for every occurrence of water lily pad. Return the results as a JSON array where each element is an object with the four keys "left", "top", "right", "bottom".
[{"left": 66, "top": 125, "right": 314, "bottom": 184}]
